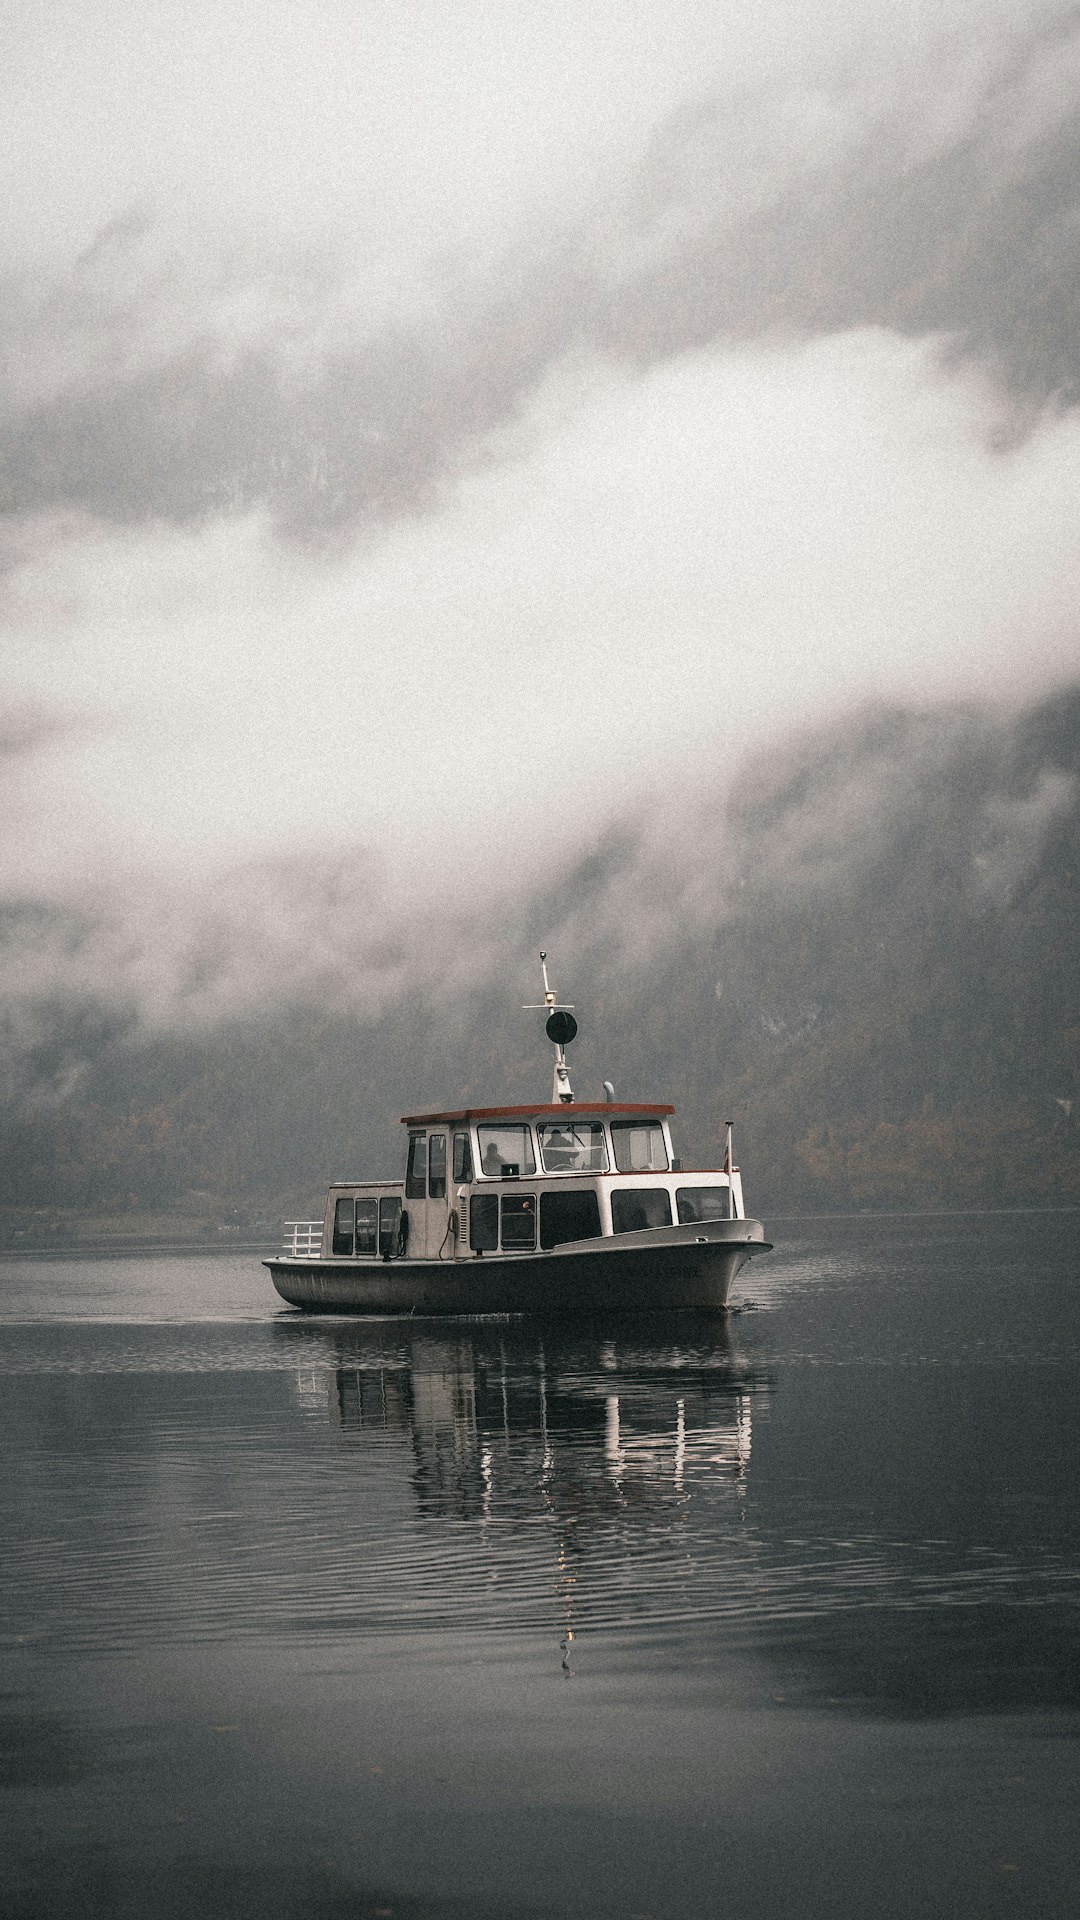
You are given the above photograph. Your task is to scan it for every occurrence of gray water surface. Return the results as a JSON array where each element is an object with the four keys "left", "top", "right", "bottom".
[{"left": 2, "top": 1215, "right": 1078, "bottom": 1918}]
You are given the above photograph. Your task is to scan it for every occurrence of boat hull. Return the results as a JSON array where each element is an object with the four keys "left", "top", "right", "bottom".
[{"left": 265, "top": 1217, "right": 771, "bottom": 1315}]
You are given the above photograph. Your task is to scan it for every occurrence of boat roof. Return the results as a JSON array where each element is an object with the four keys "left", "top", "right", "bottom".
[{"left": 401, "top": 1102, "right": 675, "bottom": 1127}]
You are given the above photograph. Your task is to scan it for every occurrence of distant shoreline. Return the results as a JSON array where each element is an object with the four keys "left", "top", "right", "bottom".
[
  {"left": 0, "top": 1239, "right": 276, "bottom": 1259},
  {"left": 0, "top": 1205, "right": 287, "bottom": 1255},
  {"left": 2, "top": 1201, "right": 1078, "bottom": 1262}
]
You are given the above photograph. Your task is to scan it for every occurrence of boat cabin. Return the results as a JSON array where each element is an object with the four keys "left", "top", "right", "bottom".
[{"left": 322, "top": 1103, "right": 745, "bottom": 1263}]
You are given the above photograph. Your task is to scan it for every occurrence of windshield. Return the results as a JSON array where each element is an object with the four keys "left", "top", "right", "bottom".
[
  {"left": 610, "top": 1121, "right": 668, "bottom": 1172},
  {"left": 537, "top": 1120, "right": 608, "bottom": 1173},
  {"left": 476, "top": 1125, "right": 536, "bottom": 1177}
]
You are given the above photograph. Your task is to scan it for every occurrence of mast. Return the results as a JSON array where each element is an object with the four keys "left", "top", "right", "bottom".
[{"left": 524, "top": 952, "right": 577, "bottom": 1103}]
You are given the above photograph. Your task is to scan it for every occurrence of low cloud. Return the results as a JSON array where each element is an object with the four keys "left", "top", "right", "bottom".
[
  {"left": 2, "top": 4, "right": 1080, "bottom": 540},
  {"left": 1, "top": 685, "right": 1076, "bottom": 1211},
  {"left": 1, "top": 3, "right": 1078, "bottom": 1113},
  {"left": 0, "top": 701, "right": 87, "bottom": 760},
  {"left": 1, "top": 686, "right": 1075, "bottom": 1041},
  {"left": 1, "top": 325, "right": 1078, "bottom": 907}
]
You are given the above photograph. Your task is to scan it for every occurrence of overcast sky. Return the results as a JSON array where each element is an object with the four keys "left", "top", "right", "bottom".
[{"left": 2, "top": 0, "right": 1079, "bottom": 929}]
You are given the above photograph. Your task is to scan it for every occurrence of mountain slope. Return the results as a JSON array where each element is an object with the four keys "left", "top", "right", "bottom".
[{"left": 1, "top": 687, "right": 1077, "bottom": 1224}]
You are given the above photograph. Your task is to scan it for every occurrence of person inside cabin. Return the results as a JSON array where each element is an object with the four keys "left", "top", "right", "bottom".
[
  {"left": 481, "top": 1141, "right": 503, "bottom": 1176},
  {"left": 543, "top": 1126, "right": 575, "bottom": 1169}
]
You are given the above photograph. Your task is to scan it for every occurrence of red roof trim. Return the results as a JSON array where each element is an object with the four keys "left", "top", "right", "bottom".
[{"left": 400, "top": 1102, "right": 676, "bottom": 1126}]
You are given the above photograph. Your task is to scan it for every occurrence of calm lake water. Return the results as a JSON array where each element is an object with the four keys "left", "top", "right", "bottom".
[{"left": 2, "top": 1213, "right": 1078, "bottom": 1918}]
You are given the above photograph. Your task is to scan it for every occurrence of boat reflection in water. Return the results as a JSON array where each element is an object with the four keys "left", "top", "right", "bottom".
[{"left": 276, "top": 1315, "right": 771, "bottom": 1651}]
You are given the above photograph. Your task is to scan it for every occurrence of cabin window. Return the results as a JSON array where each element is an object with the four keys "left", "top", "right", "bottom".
[
  {"left": 538, "top": 1120, "right": 608, "bottom": 1173},
  {"left": 355, "top": 1197, "right": 378, "bottom": 1253},
  {"left": 469, "top": 1192, "right": 499, "bottom": 1252},
  {"left": 405, "top": 1134, "right": 427, "bottom": 1199},
  {"left": 477, "top": 1124, "right": 536, "bottom": 1177},
  {"left": 378, "top": 1195, "right": 402, "bottom": 1255},
  {"left": 677, "top": 1185, "right": 732, "bottom": 1223},
  {"left": 610, "top": 1187, "right": 673, "bottom": 1233},
  {"left": 428, "top": 1133, "right": 447, "bottom": 1199},
  {"left": 453, "top": 1131, "right": 473, "bottom": 1183},
  {"left": 610, "top": 1121, "right": 669, "bottom": 1172},
  {"left": 332, "top": 1196, "right": 354, "bottom": 1255},
  {"left": 500, "top": 1193, "right": 536, "bottom": 1250},
  {"left": 539, "top": 1188, "right": 602, "bottom": 1249}
]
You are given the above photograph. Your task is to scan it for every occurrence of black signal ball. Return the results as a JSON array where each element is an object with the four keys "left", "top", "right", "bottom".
[{"left": 546, "top": 1010, "right": 578, "bottom": 1046}]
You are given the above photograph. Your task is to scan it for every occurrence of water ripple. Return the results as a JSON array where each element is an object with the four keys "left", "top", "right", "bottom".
[{"left": 5, "top": 1382, "right": 1077, "bottom": 1656}]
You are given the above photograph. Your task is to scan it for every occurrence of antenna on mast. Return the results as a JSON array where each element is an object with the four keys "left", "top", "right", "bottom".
[{"left": 524, "top": 951, "right": 577, "bottom": 1103}]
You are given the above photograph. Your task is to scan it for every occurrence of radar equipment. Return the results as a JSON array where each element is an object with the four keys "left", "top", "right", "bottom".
[{"left": 525, "top": 952, "right": 577, "bottom": 1104}]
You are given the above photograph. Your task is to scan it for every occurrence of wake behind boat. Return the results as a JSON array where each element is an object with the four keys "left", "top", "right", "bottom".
[{"left": 265, "top": 956, "right": 771, "bottom": 1314}]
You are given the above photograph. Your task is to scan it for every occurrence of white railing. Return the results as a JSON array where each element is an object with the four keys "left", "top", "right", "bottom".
[{"left": 281, "top": 1220, "right": 323, "bottom": 1258}]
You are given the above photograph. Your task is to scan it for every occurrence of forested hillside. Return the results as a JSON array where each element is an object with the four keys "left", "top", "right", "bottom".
[{"left": 2, "top": 687, "right": 1077, "bottom": 1233}]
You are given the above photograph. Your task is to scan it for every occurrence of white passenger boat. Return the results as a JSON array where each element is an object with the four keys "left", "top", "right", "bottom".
[{"left": 266, "top": 957, "right": 771, "bottom": 1315}]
